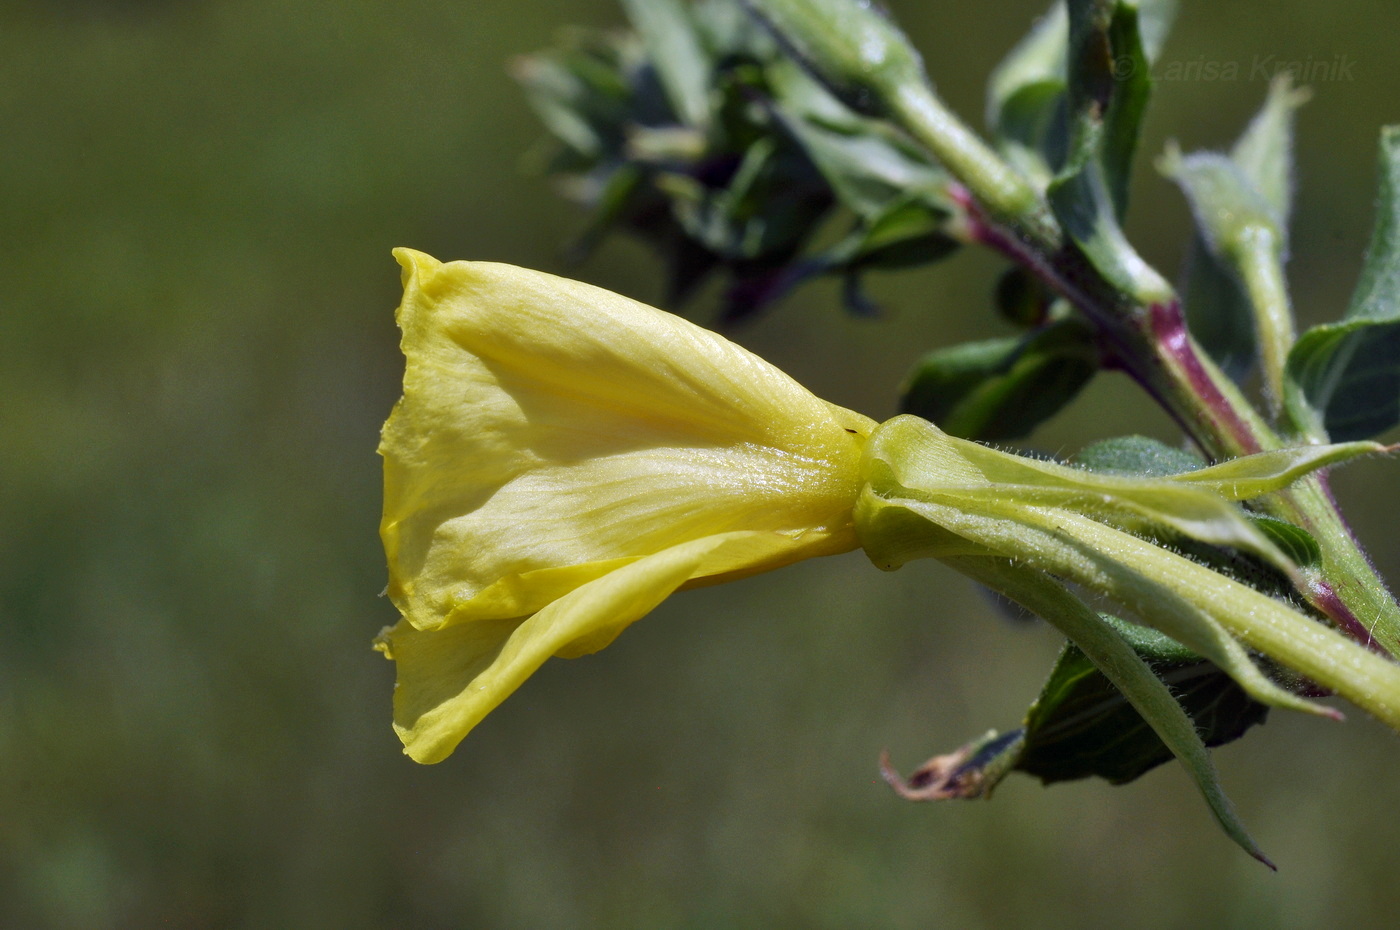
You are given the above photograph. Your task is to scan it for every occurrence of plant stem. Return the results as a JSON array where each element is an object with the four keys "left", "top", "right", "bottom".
[
  {"left": 1012, "top": 508, "right": 1400, "bottom": 730},
  {"left": 889, "top": 84, "right": 1060, "bottom": 247},
  {"left": 905, "top": 108, "right": 1400, "bottom": 656}
]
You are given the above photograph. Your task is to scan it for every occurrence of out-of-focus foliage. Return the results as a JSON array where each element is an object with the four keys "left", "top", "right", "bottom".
[
  {"left": 4, "top": 1, "right": 1400, "bottom": 927},
  {"left": 515, "top": 0, "right": 958, "bottom": 322}
]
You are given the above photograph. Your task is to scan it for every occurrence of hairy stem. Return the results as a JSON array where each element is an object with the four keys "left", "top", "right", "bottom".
[{"left": 948, "top": 174, "right": 1400, "bottom": 655}]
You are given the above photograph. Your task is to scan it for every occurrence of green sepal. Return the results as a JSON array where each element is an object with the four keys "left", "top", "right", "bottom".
[
  {"left": 867, "top": 416, "right": 1299, "bottom": 576},
  {"left": 899, "top": 317, "right": 1098, "bottom": 441},
  {"left": 856, "top": 417, "right": 1400, "bottom": 725},
  {"left": 1071, "top": 435, "right": 1324, "bottom": 594},
  {"left": 1069, "top": 432, "right": 1390, "bottom": 502},
  {"left": 858, "top": 477, "right": 1329, "bottom": 722},
  {"left": 1169, "top": 440, "right": 1392, "bottom": 500}
]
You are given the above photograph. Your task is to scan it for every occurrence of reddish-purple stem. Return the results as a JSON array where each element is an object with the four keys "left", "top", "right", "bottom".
[
  {"left": 1309, "top": 578, "right": 1388, "bottom": 655},
  {"left": 1146, "top": 300, "right": 1263, "bottom": 455},
  {"left": 949, "top": 184, "right": 1398, "bottom": 657}
]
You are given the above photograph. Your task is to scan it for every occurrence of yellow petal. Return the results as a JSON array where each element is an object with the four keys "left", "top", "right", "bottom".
[
  {"left": 380, "top": 249, "right": 873, "bottom": 632},
  {"left": 378, "top": 531, "right": 802, "bottom": 763}
]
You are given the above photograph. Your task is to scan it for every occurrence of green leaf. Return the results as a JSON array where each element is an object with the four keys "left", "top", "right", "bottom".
[
  {"left": 988, "top": 3, "right": 1067, "bottom": 131},
  {"left": 1231, "top": 75, "right": 1309, "bottom": 225},
  {"left": 1017, "top": 617, "right": 1268, "bottom": 785},
  {"left": 1288, "top": 324, "right": 1400, "bottom": 439},
  {"left": 1251, "top": 515, "right": 1322, "bottom": 571},
  {"left": 1161, "top": 151, "right": 1279, "bottom": 263},
  {"left": 1175, "top": 77, "right": 1308, "bottom": 383},
  {"left": 1180, "top": 236, "right": 1256, "bottom": 381},
  {"left": 987, "top": 0, "right": 1174, "bottom": 197},
  {"left": 739, "top": 0, "right": 927, "bottom": 116},
  {"left": 899, "top": 317, "right": 1098, "bottom": 441},
  {"left": 1049, "top": 128, "right": 1165, "bottom": 299},
  {"left": 986, "top": 3, "right": 1069, "bottom": 188},
  {"left": 621, "top": 0, "right": 713, "bottom": 130},
  {"left": 881, "top": 556, "right": 1270, "bottom": 866},
  {"left": 766, "top": 60, "right": 953, "bottom": 219},
  {"left": 514, "top": 39, "right": 634, "bottom": 160},
  {"left": 841, "top": 199, "right": 958, "bottom": 267},
  {"left": 1072, "top": 434, "right": 1206, "bottom": 476},
  {"left": 1286, "top": 126, "right": 1400, "bottom": 440},
  {"left": 1162, "top": 158, "right": 1293, "bottom": 415},
  {"left": 1099, "top": 2, "right": 1153, "bottom": 217},
  {"left": 1047, "top": 1, "right": 1171, "bottom": 302},
  {"left": 994, "top": 81, "right": 1070, "bottom": 190},
  {"left": 1062, "top": 0, "right": 1151, "bottom": 218},
  {"left": 1133, "top": 0, "right": 1178, "bottom": 61}
]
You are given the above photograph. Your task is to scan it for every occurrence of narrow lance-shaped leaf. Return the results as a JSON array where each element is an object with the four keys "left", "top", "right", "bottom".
[
  {"left": 1016, "top": 615, "right": 1267, "bottom": 790},
  {"left": 766, "top": 59, "right": 952, "bottom": 219},
  {"left": 1173, "top": 76, "right": 1307, "bottom": 384},
  {"left": 1232, "top": 75, "right": 1310, "bottom": 222},
  {"left": 1161, "top": 139, "right": 1295, "bottom": 411},
  {"left": 1062, "top": 0, "right": 1154, "bottom": 217},
  {"left": 745, "top": 0, "right": 1045, "bottom": 229},
  {"left": 1286, "top": 125, "right": 1400, "bottom": 440},
  {"left": 1133, "top": 0, "right": 1178, "bottom": 61},
  {"left": 871, "top": 487, "right": 1334, "bottom": 719},
  {"left": 760, "top": 57, "right": 961, "bottom": 299},
  {"left": 987, "top": 1, "right": 1175, "bottom": 194},
  {"left": 1100, "top": 2, "right": 1153, "bottom": 218},
  {"left": 1048, "top": 1, "right": 1172, "bottom": 303},
  {"left": 882, "top": 563, "right": 1271, "bottom": 864},
  {"left": 865, "top": 417, "right": 1319, "bottom": 577},
  {"left": 986, "top": 3, "right": 1069, "bottom": 189},
  {"left": 1049, "top": 121, "right": 1173, "bottom": 302}
]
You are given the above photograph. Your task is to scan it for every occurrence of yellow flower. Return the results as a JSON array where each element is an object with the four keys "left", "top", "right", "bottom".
[{"left": 375, "top": 249, "right": 875, "bottom": 763}]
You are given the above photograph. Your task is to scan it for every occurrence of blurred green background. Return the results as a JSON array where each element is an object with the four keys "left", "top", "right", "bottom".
[{"left": 3, "top": 1, "right": 1399, "bottom": 927}]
